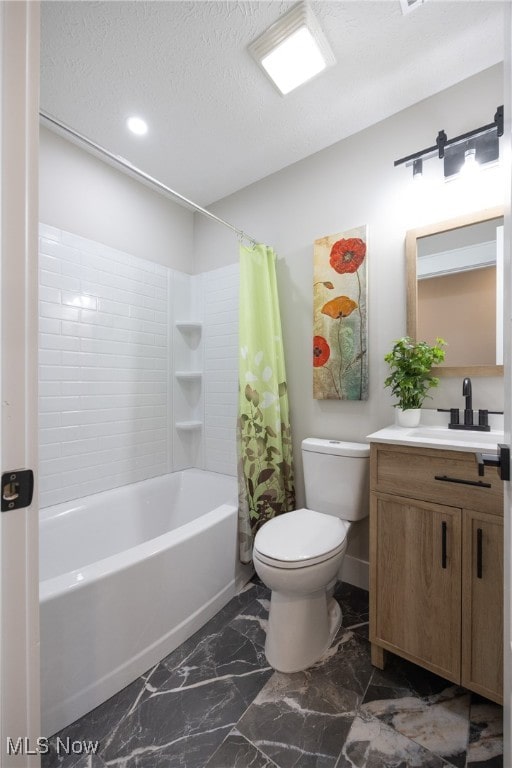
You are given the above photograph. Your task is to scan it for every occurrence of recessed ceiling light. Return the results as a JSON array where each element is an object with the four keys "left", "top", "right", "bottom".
[
  {"left": 126, "top": 116, "right": 148, "bottom": 136},
  {"left": 249, "top": 2, "right": 335, "bottom": 96}
]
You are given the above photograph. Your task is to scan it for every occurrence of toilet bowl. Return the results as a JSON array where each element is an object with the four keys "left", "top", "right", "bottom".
[
  {"left": 253, "top": 438, "right": 370, "bottom": 673},
  {"left": 253, "top": 508, "right": 350, "bottom": 673}
]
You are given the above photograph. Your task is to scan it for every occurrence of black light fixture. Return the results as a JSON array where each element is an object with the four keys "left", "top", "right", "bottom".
[
  {"left": 394, "top": 106, "right": 503, "bottom": 179},
  {"left": 412, "top": 158, "right": 423, "bottom": 179}
]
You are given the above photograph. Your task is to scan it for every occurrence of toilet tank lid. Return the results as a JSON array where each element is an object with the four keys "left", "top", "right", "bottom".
[{"left": 302, "top": 438, "right": 370, "bottom": 458}]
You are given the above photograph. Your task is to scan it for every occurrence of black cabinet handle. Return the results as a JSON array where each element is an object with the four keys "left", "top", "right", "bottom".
[
  {"left": 477, "top": 528, "right": 483, "bottom": 579},
  {"left": 442, "top": 521, "right": 447, "bottom": 569},
  {"left": 434, "top": 475, "right": 491, "bottom": 488}
]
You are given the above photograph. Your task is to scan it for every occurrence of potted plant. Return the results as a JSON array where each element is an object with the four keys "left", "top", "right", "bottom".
[{"left": 384, "top": 336, "right": 446, "bottom": 427}]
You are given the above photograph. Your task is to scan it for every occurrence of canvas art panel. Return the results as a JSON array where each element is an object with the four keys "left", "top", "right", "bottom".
[{"left": 313, "top": 226, "right": 368, "bottom": 400}]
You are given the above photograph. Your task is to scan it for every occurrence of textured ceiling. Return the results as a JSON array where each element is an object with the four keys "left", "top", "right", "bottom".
[{"left": 40, "top": 1, "right": 505, "bottom": 206}]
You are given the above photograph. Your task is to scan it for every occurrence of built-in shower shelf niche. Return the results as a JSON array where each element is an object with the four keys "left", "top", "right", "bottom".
[
  {"left": 175, "top": 321, "right": 202, "bottom": 357},
  {"left": 175, "top": 321, "right": 202, "bottom": 332},
  {"left": 173, "top": 299, "right": 204, "bottom": 470},
  {"left": 175, "top": 421, "right": 203, "bottom": 430},
  {"left": 175, "top": 371, "right": 202, "bottom": 380}
]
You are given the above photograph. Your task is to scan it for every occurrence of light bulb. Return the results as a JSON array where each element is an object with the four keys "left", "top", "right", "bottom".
[
  {"left": 126, "top": 116, "right": 148, "bottom": 136},
  {"left": 461, "top": 146, "right": 478, "bottom": 175}
]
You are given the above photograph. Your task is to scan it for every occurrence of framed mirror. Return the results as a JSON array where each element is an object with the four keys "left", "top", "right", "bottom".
[{"left": 406, "top": 206, "right": 504, "bottom": 377}]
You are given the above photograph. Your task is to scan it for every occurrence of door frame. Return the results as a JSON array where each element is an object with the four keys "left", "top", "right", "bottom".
[
  {"left": 504, "top": 6, "right": 512, "bottom": 766},
  {"left": 0, "top": 2, "right": 40, "bottom": 765}
]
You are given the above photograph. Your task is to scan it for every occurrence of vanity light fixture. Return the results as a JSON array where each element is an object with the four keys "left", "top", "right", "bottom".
[
  {"left": 394, "top": 105, "right": 503, "bottom": 179},
  {"left": 248, "top": 1, "right": 335, "bottom": 95},
  {"left": 412, "top": 158, "right": 423, "bottom": 179}
]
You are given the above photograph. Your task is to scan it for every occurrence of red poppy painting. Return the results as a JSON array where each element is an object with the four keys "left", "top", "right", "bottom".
[
  {"left": 313, "top": 226, "right": 368, "bottom": 400},
  {"left": 313, "top": 336, "right": 330, "bottom": 367}
]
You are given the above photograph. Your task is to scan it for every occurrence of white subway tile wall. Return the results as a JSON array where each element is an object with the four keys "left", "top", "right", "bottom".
[
  {"left": 203, "top": 264, "right": 239, "bottom": 476},
  {"left": 39, "top": 225, "right": 240, "bottom": 507},
  {"left": 39, "top": 225, "right": 171, "bottom": 508}
]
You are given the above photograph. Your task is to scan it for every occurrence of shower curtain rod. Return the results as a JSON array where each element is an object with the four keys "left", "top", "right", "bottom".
[{"left": 39, "top": 110, "right": 258, "bottom": 246}]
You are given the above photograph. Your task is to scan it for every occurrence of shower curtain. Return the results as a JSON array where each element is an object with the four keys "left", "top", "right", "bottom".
[{"left": 237, "top": 243, "right": 295, "bottom": 563}]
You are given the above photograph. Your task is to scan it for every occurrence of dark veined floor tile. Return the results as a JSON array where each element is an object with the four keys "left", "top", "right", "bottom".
[
  {"left": 336, "top": 713, "right": 451, "bottom": 768},
  {"left": 466, "top": 694, "right": 503, "bottom": 768},
  {"left": 362, "top": 680, "right": 470, "bottom": 768},
  {"left": 205, "top": 729, "right": 280, "bottom": 768},
  {"left": 334, "top": 583, "right": 369, "bottom": 629}
]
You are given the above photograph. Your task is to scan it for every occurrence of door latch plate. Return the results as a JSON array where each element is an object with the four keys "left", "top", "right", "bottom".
[{"left": 1, "top": 469, "right": 34, "bottom": 511}]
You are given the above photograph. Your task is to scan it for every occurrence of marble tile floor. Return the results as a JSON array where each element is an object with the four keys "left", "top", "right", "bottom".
[{"left": 42, "top": 579, "right": 503, "bottom": 768}]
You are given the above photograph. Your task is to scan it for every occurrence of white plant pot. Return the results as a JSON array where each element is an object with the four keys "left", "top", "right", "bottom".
[{"left": 396, "top": 408, "right": 421, "bottom": 427}]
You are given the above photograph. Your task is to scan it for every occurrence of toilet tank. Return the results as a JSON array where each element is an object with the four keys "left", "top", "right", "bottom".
[{"left": 302, "top": 438, "right": 370, "bottom": 521}]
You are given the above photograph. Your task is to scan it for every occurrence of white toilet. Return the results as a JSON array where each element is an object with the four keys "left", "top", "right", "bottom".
[{"left": 253, "top": 438, "right": 370, "bottom": 673}]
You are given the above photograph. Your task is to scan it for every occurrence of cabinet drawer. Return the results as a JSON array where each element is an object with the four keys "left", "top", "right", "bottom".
[{"left": 371, "top": 443, "right": 503, "bottom": 516}]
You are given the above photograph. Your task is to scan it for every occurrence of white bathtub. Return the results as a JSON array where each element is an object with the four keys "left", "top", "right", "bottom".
[{"left": 40, "top": 469, "right": 251, "bottom": 737}]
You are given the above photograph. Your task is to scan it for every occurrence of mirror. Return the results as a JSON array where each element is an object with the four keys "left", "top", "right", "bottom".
[{"left": 406, "top": 207, "right": 504, "bottom": 377}]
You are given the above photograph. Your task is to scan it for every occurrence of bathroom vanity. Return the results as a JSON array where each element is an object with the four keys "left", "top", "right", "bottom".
[{"left": 367, "top": 424, "right": 504, "bottom": 704}]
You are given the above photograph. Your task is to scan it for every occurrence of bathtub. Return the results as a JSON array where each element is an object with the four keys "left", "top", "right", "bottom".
[{"left": 40, "top": 469, "right": 251, "bottom": 737}]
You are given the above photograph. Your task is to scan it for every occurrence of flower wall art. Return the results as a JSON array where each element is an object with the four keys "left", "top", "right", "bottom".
[{"left": 313, "top": 226, "right": 368, "bottom": 400}]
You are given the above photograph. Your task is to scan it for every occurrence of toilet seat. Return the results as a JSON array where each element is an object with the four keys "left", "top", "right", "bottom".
[{"left": 253, "top": 508, "right": 349, "bottom": 569}]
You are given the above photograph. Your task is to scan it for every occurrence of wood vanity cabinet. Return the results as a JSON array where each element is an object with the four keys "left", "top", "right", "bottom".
[{"left": 369, "top": 442, "right": 503, "bottom": 704}]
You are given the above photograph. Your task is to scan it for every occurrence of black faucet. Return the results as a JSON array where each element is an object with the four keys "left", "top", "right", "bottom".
[
  {"left": 462, "top": 377, "right": 472, "bottom": 424},
  {"left": 448, "top": 377, "right": 490, "bottom": 431}
]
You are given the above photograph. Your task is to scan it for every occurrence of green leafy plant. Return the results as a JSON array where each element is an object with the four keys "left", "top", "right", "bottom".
[{"left": 384, "top": 336, "right": 446, "bottom": 410}]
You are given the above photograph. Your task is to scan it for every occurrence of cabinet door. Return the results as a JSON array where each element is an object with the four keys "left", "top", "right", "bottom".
[
  {"left": 462, "top": 508, "right": 503, "bottom": 704},
  {"left": 370, "top": 492, "right": 462, "bottom": 682}
]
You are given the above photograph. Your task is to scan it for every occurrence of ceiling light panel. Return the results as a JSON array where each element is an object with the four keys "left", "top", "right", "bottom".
[{"left": 249, "top": 2, "right": 335, "bottom": 96}]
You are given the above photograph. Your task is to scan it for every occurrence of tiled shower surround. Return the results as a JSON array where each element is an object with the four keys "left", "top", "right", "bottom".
[
  {"left": 38, "top": 225, "right": 239, "bottom": 508},
  {"left": 203, "top": 264, "right": 239, "bottom": 476}
]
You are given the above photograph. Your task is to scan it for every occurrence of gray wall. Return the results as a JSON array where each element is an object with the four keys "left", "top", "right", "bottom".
[
  {"left": 194, "top": 65, "right": 505, "bottom": 519},
  {"left": 193, "top": 65, "right": 505, "bottom": 576},
  {"left": 38, "top": 65, "right": 505, "bottom": 579},
  {"left": 40, "top": 125, "right": 194, "bottom": 271}
]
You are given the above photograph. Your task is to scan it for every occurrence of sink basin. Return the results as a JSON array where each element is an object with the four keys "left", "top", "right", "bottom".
[
  {"left": 412, "top": 428, "right": 504, "bottom": 445},
  {"left": 367, "top": 424, "right": 504, "bottom": 453}
]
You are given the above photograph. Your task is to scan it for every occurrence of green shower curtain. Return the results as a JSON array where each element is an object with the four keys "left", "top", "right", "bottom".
[{"left": 237, "top": 243, "right": 295, "bottom": 563}]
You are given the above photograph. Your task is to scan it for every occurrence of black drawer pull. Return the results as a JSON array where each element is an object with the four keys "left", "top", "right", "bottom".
[
  {"left": 442, "top": 521, "right": 447, "bottom": 569},
  {"left": 434, "top": 475, "right": 491, "bottom": 488},
  {"left": 477, "top": 528, "right": 483, "bottom": 579}
]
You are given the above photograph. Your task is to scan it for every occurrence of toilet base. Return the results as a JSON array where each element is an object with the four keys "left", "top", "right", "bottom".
[{"left": 264, "top": 591, "right": 342, "bottom": 673}]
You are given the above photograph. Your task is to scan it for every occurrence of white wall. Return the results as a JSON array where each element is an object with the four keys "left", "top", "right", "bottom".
[
  {"left": 38, "top": 222, "right": 240, "bottom": 507},
  {"left": 39, "top": 224, "right": 171, "bottom": 507},
  {"left": 193, "top": 65, "right": 505, "bottom": 582},
  {"left": 40, "top": 125, "right": 194, "bottom": 271},
  {"left": 38, "top": 66, "right": 505, "bottom": 583},
  {"left": 39, "top": 125, "right": 242, "bottom": 503},
  {"left": 194, "top": 65, "right": 505, "bottom": 508},
  {"left": 203, "top": 263, "right": 239, "bottom": 475}
]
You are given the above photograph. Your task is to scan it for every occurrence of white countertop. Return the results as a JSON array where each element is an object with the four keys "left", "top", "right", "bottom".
[{"left": 367, "top": 410, "right": 504, "bottom": 454}]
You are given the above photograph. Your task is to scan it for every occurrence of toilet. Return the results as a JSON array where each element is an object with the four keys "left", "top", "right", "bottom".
[{"left": 253, "top": 437, "right": 370, "bottom": 673}]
